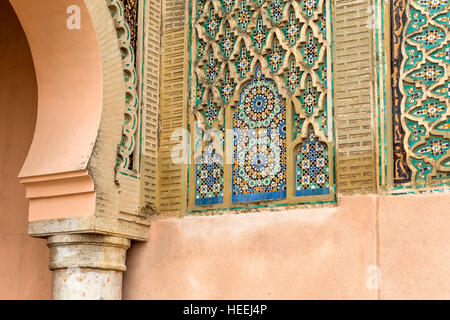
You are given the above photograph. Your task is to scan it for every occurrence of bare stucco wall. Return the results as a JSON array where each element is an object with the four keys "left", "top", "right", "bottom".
[{"left": 123, "top": 193, "right": 450, "bottom": 299}]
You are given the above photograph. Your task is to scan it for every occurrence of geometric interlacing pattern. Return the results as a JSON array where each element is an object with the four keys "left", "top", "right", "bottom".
[
  {"left": 190, "top": 0, "right": 333, "bottom": 206},
  {"left": 194, "top": 98, "right": 225, "bottom": 205},
  {"left": 400, "top": 0, "right": 450, "bottom": 184},
  {"left": 191, "top": 0, "right": 329, "bottom": 110},
  {"left": 195, "top": 144, "right": 224, "bottom": 205},
  {"left": 296, "top": 125, "right": 329, "bottom": 196}
]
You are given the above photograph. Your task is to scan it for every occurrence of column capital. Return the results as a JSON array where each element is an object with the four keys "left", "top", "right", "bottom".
[
  {"left": 46, "top": 233, "right": 131, "bottom": 300},
  {"left": 47, "top": 234, "right": 130, "bottom": 272}
]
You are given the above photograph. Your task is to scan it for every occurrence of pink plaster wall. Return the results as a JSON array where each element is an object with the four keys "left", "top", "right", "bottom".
[
  {"left": 0, "top": 0, "right": 51, "bottom": 300},
  {"left": 378, "top": 193, "right": 450, "bottom": 299},
  {"left": 124, "top": 196, "right": 378, "bottom": 299},
  {"left": 123, "top": 193, "right": 450, "bottom": 300}
]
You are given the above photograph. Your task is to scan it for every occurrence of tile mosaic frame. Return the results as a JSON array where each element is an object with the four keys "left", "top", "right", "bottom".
[{"left": 187, "top": 0, "right": 336, "bottom": 212}]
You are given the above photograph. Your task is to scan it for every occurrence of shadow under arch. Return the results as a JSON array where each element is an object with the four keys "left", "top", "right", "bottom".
[{"left": 0, "top": 0, "right": 52, "bottom": 300}]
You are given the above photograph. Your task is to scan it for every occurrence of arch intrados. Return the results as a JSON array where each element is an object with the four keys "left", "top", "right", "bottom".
[{"left": 9, "top": 0, "right": 103, "bottom": 178}]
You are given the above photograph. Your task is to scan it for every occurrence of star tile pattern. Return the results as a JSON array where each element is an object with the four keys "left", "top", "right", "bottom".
[
  {"left": 296, "top": 126, "right": 329, "bottom": 196},
  {"left": 194, "top": 99, "right": 225, "bottom": 205}
]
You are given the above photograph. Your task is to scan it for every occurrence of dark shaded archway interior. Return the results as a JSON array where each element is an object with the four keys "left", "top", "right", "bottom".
[{"left": 0, "top": 0, "right": 51, "bottom": 299}]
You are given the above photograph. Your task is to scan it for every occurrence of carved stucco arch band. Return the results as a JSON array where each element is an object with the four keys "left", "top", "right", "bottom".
[
  {"left": 10, "top": 0, "right": 146, "bottom": 299},
  {"left": 108, "top": 0, "right": 140, "bottom": 178}
]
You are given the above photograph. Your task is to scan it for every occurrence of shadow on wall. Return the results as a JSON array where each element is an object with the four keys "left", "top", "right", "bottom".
[{"left": 0, "top": 0, "right": 51, "bottom": 299}]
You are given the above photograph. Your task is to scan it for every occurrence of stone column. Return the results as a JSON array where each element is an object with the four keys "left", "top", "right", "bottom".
[{"left": 46, "top": 234, "right": 130, "bottom": 300}]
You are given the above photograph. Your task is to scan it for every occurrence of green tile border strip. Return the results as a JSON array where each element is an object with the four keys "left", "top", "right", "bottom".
[{"left": 375, "top": 0, "right": 450, "bottom": 194}]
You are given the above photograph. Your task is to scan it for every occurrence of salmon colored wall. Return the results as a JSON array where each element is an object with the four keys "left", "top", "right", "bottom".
[
  {"left": 378, "top": 193, "right": 450, "bottom": 299},
  {"left": 123, "top": 193, "right": 450, "bottom": 299},
  {"left": 0, "top": 1, "right": 51, "bottom": 299}
]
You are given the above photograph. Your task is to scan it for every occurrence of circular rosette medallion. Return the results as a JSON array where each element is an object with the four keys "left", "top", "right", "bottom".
[
  {"left": 236, "top": 135, "right": 282, "bottom": 190},
  {"left": 238, "top": 79, "right": 281, "bottom": 128}
]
